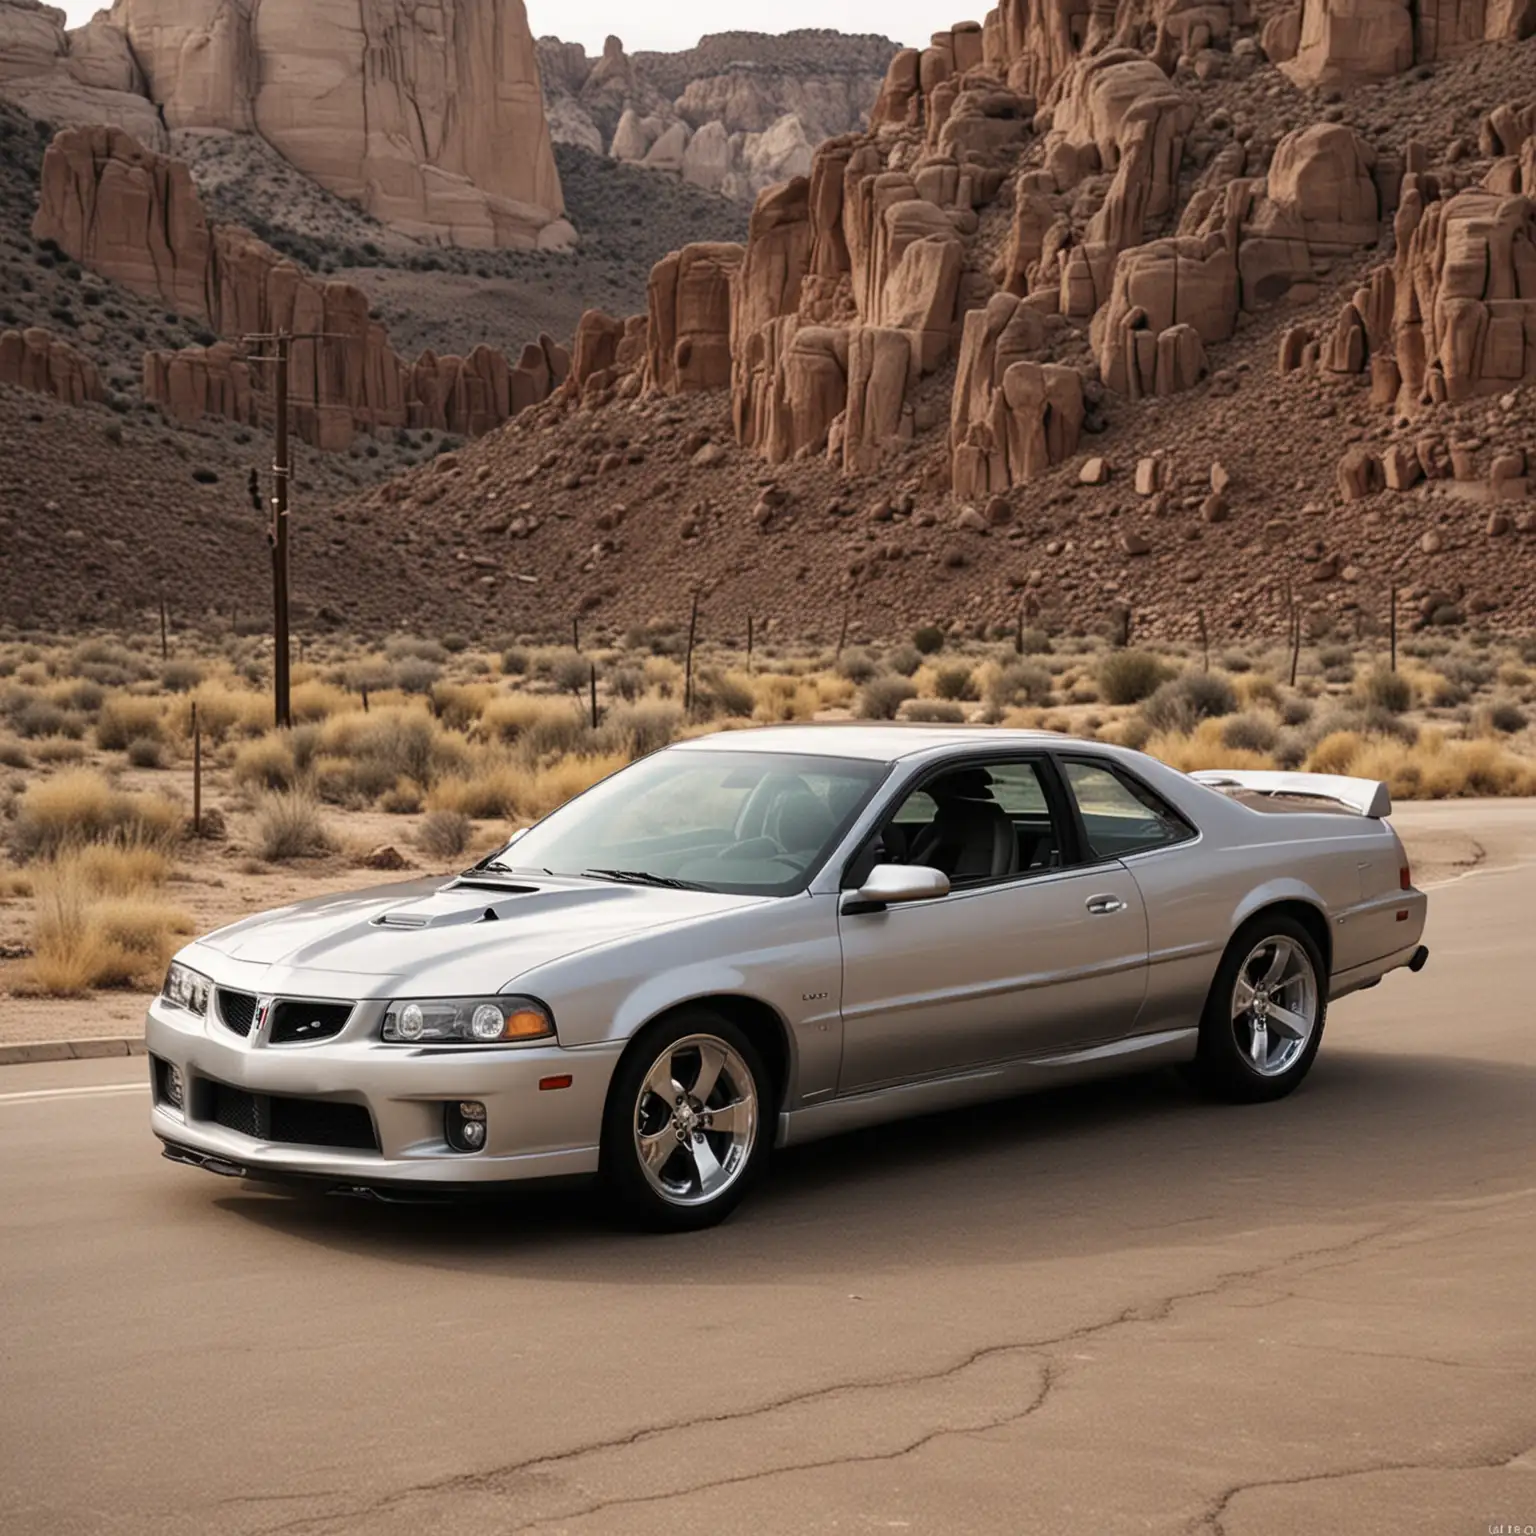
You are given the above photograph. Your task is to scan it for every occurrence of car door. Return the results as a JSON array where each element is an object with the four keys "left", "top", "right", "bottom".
[{"left": 836, "top": 755, "right": 1149, "bottom": 1094}]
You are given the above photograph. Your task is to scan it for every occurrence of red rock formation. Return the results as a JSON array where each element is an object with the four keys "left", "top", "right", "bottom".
[
  {"left": 646, "top": 244, "right": 744, "bottom": 395},
  {"left": 0, "top": 326, "right": 105, "bottom": 405}
]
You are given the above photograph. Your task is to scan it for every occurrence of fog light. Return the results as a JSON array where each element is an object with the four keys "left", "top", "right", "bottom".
[
  {"left": 165, "top": 1063, "right": 184, "bottom": 1108},
  {"left": 445, "top": 1099, "right": 488, "bottom": 1153}
]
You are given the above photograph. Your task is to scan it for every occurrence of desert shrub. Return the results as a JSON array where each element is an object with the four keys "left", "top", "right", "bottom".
[
  {"left": 0, "top": 736, "right": 30, "bottom": 768},
  {"left": 695, "top": 670, "right": 755, "bottom": 720},
  {"left": 385, "top": 636, "right": 448, "bottom": 664},
  {"left": 1438, "top": 653, "right": 1495, "bottom": 688},
  {"left": 252, "top": 791, "right": 333, "bottom": 861},
  {"left": 10, "top": 696, "right": 83, "bottom": 739},
  {"left": 159, "top": 659, "right": 203, "bottom": 692},
  {"left": 9, "top": 770, "right": 182, "bottom": 861},
  {"left": 1476, "top": 700, "right": 1527, "bottom": 735},
  {"left": 753, "top": 674, "right": 819, "bottom": 722},
  {"left": 1221, "top": 712, "right": 1279, "bottom": 753},
  {"left": 416, "top": 808, "right": 472, "bottom": 860},
  {"left": 430, "top": 681, "right": 494, "bottom": 732},
  {"left": 984, "top": 662, "right": 1052, "bottom": 709},
  {"left": 500, "top": 646, "right": 530, "bottom": 676},
  {"left": 429, "top": 753, "right": 626, "bottom": 822},
  {"left": 519, "top": 708, "right": 595, "bottom": 763},
  {"left": 379, "top": 778, "right": 423, "bottom": 814},
  {"left": 905, "top": 700, "right": 966, "bottom": 723},
  {"left": 480, "top": 694, "right": 574, "bottom": 745},
  {"left": 885, "top": 643, "right": 923, "bottom": 677},
  {"left": 859, "top": 675, "right": 916, "bottom": 720},
  {"left": 1140, "top": 672, "right": 1238, "bottom": 734},
  {"left": 1098, "top": 649, "right": 1169, "bottom": 705},
  {"left": 1318, "top": 645, "right": 1354, "bottom": 670},
  {"left": 911, "top": 625, "right": 946, "bottom": 655},
  {"left": 1220, "top": 651, "right": 1253, "bottom": 673},
  {"left": 96, "top": 695, "right": 164, "bottom": 750},
  {"left": 1016, "top": 628, "right": 1052, "bottom": 656},
  {"left": 126, "top": 736, "right": 165, "bottom": 769},
  {"left": 1144, "top": 717, "right": 1277, "bottom": 773},
  {"left": 289, "top": 679, "right": 352, "bottom": 722},
  {"left": 547, "top": 648, "right": 592, "bottom": 696},
  {"left": 608, "top": 666, "right": 646, "bottom": 702},
  {"left": 1279, "top": 695, "right": 1314, "bottom": 727},
  {"left": 1308, "top": 703, "right": 1417, "bottom": 747},
  {"left": 599, "top": 700, "right": 683, "bottom": 757},
  {"left": 55, "top": 678, "right": 105, "bottom": 713},
  {"left": 932, "top": 663, "right": 978, "bottom": 701},
  {"left": 31, "top": 736, "right": 88, "bottom": 764},
  {"left": 1235, "top": 673, "right": 1282, "bottom": 709},
  {"left": 393, "top": 656, "right": 441, "bottom": 694},
  {"left": 233, "top": 734, "right": 299, "bottom": 791},
  {"left": 1357, "top": 668, "right": 1413, "bottom": 713},
  {"left": 66, "top": 639, "right": 151, "bottom": 687},
  {"left": 836, "top": 648, "right": 881, "bottom": 684},
  {"left": 172, "top": 681, "right": 273, "bottom": 743}
]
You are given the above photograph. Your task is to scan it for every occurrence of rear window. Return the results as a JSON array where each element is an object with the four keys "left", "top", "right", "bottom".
[{"left": 1061, "top": 759, "right": 1194, "bottom": 861}]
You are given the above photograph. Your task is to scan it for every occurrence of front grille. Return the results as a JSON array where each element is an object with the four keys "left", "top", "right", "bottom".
[
  {"left": 268, "top": 1000, "right": 353, "bottom": 1045},
  {"left": 217, "top": 989, "right": 258, "bottom": 1037},
  {"left": 203, "top": 1080, "right": 379, "bottom": 1151}
]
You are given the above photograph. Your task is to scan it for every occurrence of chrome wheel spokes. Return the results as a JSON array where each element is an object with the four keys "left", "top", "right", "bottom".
[
  {"left": 633, "top": 1034, "right": 758, "bottom": 1207},
  {"left": 1230, "top": 936, "right": 1318, "bottom": 1078}
]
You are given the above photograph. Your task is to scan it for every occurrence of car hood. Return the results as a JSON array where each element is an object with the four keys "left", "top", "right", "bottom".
[{"left": 195, "top": 875, "right": 765, "bottom": 993}]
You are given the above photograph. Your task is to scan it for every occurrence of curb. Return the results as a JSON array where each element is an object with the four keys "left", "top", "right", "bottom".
[{"left": 0, "top": 1038, "right": 146, "bottom": 1067}]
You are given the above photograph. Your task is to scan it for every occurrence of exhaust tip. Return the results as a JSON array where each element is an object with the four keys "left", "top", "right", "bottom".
[{"left": 1409, "top": 945, "right": 1429, "bottom": 973}]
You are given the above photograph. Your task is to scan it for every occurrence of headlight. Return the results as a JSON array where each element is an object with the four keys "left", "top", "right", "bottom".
[
  {"left": 381, "top": 995, "right": 554, "bottom": 1045},
  {"left": 162, "top": 962, "right": 211, "bottom": 1016}
]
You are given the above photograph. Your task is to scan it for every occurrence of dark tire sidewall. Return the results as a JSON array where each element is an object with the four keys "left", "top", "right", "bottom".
[
  {"left": 601, "top": 1010, "right": 771, "bottom": 1232},
  {"left": 1196, "top": 914, "right": 1327, "bottom": 1102}
]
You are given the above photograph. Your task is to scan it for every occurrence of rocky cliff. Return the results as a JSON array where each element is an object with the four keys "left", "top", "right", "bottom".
[
  {"left": 0, "top": 0, "right": 569, "bottom": 250},
  {"left": 536, "top": 30, "right": 899, "bottom": 202}
]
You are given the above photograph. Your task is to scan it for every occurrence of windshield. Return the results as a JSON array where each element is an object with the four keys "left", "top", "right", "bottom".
[{"left": 482, "top": 749, "right": 886, "bottom": 897}]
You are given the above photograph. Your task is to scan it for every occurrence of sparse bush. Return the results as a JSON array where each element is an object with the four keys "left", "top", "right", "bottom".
[
  {"left": 126, "top": 736, "right": 165, "bottom": 769},
  {"left": 695, "top": 670, "right": 755, "bottom": 720},
  {"left": 1144, "top": 717, "right": 1277, "bottom": 773},
  {"left": 1016, "top": 628, "right": 1052, "bottom": 656},
  {"left": 10, "top": 697, "right": 82, "bottom": 739},
  {"left": 393, "top": 656, "right": 441, "bottom": 694},
  {"left": 1477, "top": 701, "right": 1528, "bottom": 735},
  {"left": 501, "top": 646, "right": 530, "bottom": 676},
  {"left": 1221, "top": 712, "right": 1279, "bottom": 753},
  {"left": 1220, "top": 651, "right": 1253, "bottom": 673},
  {"left": 932, "top": 663, "right": 978, "bottom": 702},
  {"left": 416, "top": 809, "right": 472, "bottom": 861},
  {"left": 252, "top": 791, "right": 333, "bottom": 861},
  {"left": 608, "top": 666, "right": 646, "bottom": 702},
  {"left": 753, "top": 674, "right": 819, "bottom": 722},
  {"left": 547, "top": 649, "right": 592, "bottom": 697},
  {"left": 1280, "top": 696, "right": 1313, "bottom": 727},
  {"left": 600, "top": 700, "right": 683, "bottom": 757},
  {"left": 885, "top": 644, "right": 922, "bottom": 677},
  {"left": 1098, "top": 650, "right": 1169, "bottom": 706},
  {"left": 836, "top": 648, "right": 881, "bottom": 684},
  {"left": 0, "top": 736, "right": 31, "bottom": 768},
  {"left": 31, "top": 736, "right": 87, "bottom": 764},
  {"left": 96, "top": 695, "right": 164, "bottom": 750},
  {"left": 385, "top": 636, "right": 448, "bottom": 665},
  {"left": 1357, "top": 668, "right": 1413, "bottom": 713},
  {"left": 8, "top": 770, "right": 182, "bottom": 861},
  {"left": 905, "top": 700, "right": 966, "bottom": 723},
  {"left": 911, "top": 625, "right": 946, "bottom": 655},
  {"left": 984, "top": 663, "right": 1052, "bottom": 709},
  {"left": 159, "top": 659, "right": 203, "bottom": 692},
  {"left": 289, "top": 679, "right": 352, "bottom": 722},
  {"left": 480, "top": 694, "right": 574, "bottom": 745},
  {"left": 430, "top": 681, "right": 494, "bottom": 732},
  {"left": 859, "top": 675, "right": 916, "bottom": 720},
  {"left": 233, "top": 734, "right": 299, "bottom": 791},
  {"left": 1140, "top": 672, "right": 1238, "bottom": 734}
]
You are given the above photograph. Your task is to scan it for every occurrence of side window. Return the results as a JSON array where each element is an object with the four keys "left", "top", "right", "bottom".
[
  {"left": 874, "top": 760, "right": 1059, "bottom": 885},
  {"left": 1062, "top": 760, "right": 1193, "bottom": 861}
]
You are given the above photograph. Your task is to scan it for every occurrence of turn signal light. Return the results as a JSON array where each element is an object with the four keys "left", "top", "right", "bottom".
[{"left": 504, "top": 1009, "right": 552, "bottom": 1039}]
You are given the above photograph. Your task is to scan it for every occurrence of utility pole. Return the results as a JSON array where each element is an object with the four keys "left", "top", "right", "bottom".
[{"left": 243, "top": 329, "right": 345, "bottom": 730}]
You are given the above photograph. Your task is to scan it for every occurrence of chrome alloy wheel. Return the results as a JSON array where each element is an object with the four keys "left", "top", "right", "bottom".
[
  {"left": 1231, "top": 935, "right": 1319, "bottom": 1078},
  {"left": 633, "top": 1033, "right": 759, "bottom": 1207}
]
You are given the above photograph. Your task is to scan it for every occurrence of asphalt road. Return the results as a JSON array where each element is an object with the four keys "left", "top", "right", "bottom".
[{"left": 3, "top": 812, "right": 1535, "bottom": 1536}]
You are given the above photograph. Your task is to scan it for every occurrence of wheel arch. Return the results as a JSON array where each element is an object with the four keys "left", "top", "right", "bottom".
[
  {"left": 1231, "top": 895, "right": 1332, "bottom": 976},
  {"left": 606, "top": 993, "right": 795, "bottom": 1119}
]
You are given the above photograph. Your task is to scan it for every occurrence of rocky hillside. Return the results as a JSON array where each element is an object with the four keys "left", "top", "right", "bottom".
[
  {"left": 537, "top": 30, "right": 899, "bottom": 202},
  {"left": 5, "top": 2, "right": 1536, "bottom": 650}
]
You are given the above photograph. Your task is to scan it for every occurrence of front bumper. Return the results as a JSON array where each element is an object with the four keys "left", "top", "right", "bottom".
[{"left": 146, "top": 993, "right": 623, "bottom": 1188}]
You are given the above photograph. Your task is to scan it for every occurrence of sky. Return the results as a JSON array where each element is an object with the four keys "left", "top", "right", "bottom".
[{"left": 59, "top": 2, "right": 984, "bottom": 56}]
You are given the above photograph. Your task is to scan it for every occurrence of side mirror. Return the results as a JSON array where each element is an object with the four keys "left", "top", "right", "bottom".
[{"left": 841, "top": 863, "right": 950, "bottom": 914}]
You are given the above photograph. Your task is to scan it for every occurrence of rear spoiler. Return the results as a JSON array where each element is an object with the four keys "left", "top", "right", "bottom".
[{"left": 1190, "top": 769, "right": 1392, "bottom": 819}]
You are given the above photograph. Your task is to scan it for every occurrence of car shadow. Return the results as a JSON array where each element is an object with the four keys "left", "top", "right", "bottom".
[{"left": 211, "top": 1045, "right": 1536, "bottom": 1281}]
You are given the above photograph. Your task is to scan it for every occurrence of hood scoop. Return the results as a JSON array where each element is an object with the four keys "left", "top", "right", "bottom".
[{"left": 372, "top": 886, "right": 535, "bottom": 931}]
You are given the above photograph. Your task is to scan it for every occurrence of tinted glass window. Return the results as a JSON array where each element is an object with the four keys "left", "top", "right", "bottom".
[{"left": 1062, "top": 760, "right": 1192, "bottom": 860}]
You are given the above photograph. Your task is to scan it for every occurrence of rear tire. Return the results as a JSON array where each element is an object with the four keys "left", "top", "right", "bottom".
[
  {"left": 1190, "top": 914, "right": 1327, "bottom": 1103},
  {"left": 601, "top": 1010, "right": 770, "bottom": 1232}
]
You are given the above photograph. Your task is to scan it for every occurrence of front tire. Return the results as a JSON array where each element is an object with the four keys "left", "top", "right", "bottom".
[
  {"left": 1191, "top": 914, "right": 1327, "bottom": 1103},
  {"left": 601, "top": 1011, "right": 770, "bottom": 1232}
]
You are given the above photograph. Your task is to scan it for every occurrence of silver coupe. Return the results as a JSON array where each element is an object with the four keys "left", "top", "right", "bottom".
[{"left": 148, "top": 725, "right": 1429, "bottom": 1229}]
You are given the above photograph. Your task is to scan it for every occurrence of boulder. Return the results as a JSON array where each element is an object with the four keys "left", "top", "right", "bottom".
[
  {"left": 1337, "top": 446, "right": 1384, "bottom": 500},
  {"left": 1266, "top": 125, "right": 1380, "bottom": 251},
  {"left": 1282, "top": 0, "right": 1414, "bottom": 86},
  {"left": 841, "top": 325, "right": 915, "bottom": 473}
]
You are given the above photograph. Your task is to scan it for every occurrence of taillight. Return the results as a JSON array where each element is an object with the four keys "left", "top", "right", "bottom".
[{"left": 1400, "top": 864, "right": 1412, "bottom": 891}]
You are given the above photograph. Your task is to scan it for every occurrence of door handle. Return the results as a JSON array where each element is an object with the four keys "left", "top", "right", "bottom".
[{"left": 1085, "top": 894, "right": 1127, "bottom": 915}]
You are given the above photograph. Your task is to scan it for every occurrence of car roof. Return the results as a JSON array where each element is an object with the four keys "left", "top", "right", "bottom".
[{"left": 670, "top": 723, "right": 1097, "bottom": 764}]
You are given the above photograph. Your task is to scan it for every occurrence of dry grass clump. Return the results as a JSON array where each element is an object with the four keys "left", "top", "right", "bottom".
[
  {"left": 169, "top": 680, "right": 274, "bottom": 743},
  {"left": 859, "top": 675, "right": 916, "bottom": 720},
  {"left": 480, "top": 693, "right": 581, "bottom": 744},
  {"left": 252, "top": 791, "right": 334, "bottom": 861},
  {"left": 1307, "top": 729, "right": 1536, "bottom": 798},
  {"left": 905, "top": 700, "right": 966, "bottom": 723},
  {"left": 233, "top": 733, "right": 300, "bottom": 791},
  {"left": 753, "top": 674, "right": 820, "bottom": 722},
  {"left": 0, "top": 735, "right": 31, "bottom": 768},
  {"left": 426, "top": 753, "right": 626, "bottom": 822},
  {"left": 1356, "top": 668, "right": 1414, "bottom": 714},
  {"left": 96, "top": 694, "right": 165, "bottom": 750},
  {"left": 1144, "top": 718, "right": 1278, "bottom": 773},
  {"left": 981, "top": 661, "right": 1052, "bottom": 710},
  {"left": 9, "top": 770, "right": 183, "bottom": 861},
  {"left": 931, "top": 663, "right": 979, "bottom": 701},
  {"left": 1141, "top": 672, "right": 1239, "bottom": 734},
  {"left": 19, "top": 848, "right": 192, "bottom": 995},
  {"left": 416, "top": 808, "right": 472, "bottom": 860}
]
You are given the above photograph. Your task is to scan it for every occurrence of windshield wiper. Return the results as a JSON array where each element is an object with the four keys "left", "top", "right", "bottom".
[{"left": 578, "top": 868, "right": 711, "bottom": 892}]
